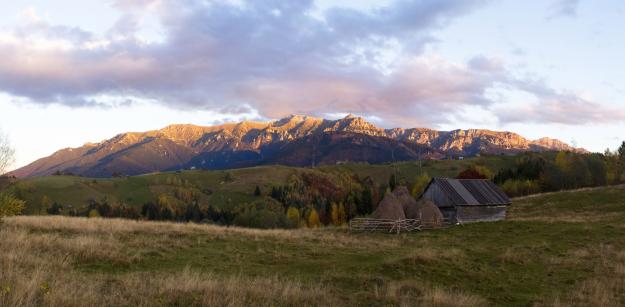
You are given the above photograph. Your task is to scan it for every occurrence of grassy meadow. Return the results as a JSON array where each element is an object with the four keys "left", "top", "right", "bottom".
[{"left": 2, "top": 185, "right": 625, "bottom": 306}]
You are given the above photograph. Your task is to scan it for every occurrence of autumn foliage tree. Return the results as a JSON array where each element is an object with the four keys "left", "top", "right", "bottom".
[
  {"left": 0, "top": 134, "right": 24, "bottom": 220},
  {"left": 307, "top": 209, "right": 321, "bottom": 228}
]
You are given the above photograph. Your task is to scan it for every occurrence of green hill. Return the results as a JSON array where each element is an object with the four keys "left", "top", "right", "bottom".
[
  {"left": 2, "top": 185, "right": 625, "bottom": 306},
  {"left": 10, "top": 155, "right": 517, "bottom": 215}
]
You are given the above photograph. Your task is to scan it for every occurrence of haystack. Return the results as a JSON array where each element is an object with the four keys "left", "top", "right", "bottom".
[
  {"left": 406, "top": 199, "right": 443, "bottom": 227},
  {"left": 372, "top": 192, "right": 405, "bottom": 220},
  {"left": 392, "top": 186, "right": 417, "bottom": 213}
]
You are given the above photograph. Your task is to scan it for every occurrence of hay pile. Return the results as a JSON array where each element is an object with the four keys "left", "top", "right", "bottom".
[
  {"left": 408, "top": 199, "right": 443, "bottom": 227},
  {"left": 392, "top": 186, "right": 417, "bottom": 213},
  {"left": 371, "top": 186, "right": 443, "bottom": 227},
  {"left": 372, "top": 192, "right": 406, "bottom": 220}
]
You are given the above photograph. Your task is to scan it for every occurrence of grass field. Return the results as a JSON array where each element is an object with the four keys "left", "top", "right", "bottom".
[
  {"left": 10, "top": 155, "right": 517, "bottom": 214},
  {"left": 2, "top": 185, "right": 625, "bottom": 306}
]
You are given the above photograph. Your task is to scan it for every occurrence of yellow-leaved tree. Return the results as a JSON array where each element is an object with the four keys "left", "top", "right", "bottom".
[
  {"left": 411, "top": 173, "right": 431, "bottom": 198},
  {"left": 0, "top": 133, "right": 24, "bottom": 221},
  {"left": 286, "top": 206, "right": 300, "bottom": 228},
  {"left": 0, "top": 191, "right": 25, "bottom": 219},
  {"left": 307, "top": 209, "right": 321, "bottom": 228}
]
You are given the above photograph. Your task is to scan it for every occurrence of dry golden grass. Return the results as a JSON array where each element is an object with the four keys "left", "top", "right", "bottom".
[
  {"left": 497, "top": 248, "right": 529, "bottom": 265},
  {"left": 379, "top": 280, "right": 486, "bottom": 307},
  {"left": 1, "top": 216, "right": 484, "bottom": 307},
  {"left": 548, "top": 244, "right": 625, "bottom": 307},
  {"left": 0, "top": 217, "right": 337, "bottom": 307},
  {"left": 394, "top": 247, "right": 465, "bottom": 265},
  {"left": 4, "top": 216, "right": 404, "bottom": 250}
]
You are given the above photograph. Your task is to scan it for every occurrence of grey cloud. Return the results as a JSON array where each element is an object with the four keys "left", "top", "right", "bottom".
[
  {"left": 496, "top": 78, "right": 625, "bottom": 125},
  {"left": 548, "top": 0, "right": 580, "bottom": 19},
  {"left": 0, "top": 0, "right": 620, "bottom": 128},
  {"left": 0, "top": 0, "right": 487, "bottom": 118}
]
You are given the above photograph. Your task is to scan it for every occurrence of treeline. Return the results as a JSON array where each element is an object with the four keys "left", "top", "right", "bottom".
[
  {"left": 266, "top": 172, "right": 380, "bottom": 227},
  {"left": 31, "top": 144, "right": 625, "bottom": 228},
  {"left": 39, "top": 171, "right": 384, "bottom": 229},
  {"left": 493, "top": 145, "right": 625, "bottom": 196}
]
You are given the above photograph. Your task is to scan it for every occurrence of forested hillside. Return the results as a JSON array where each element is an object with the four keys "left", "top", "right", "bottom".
[{"left": 4, "top": 146, "right": 625, "bottom": 229}]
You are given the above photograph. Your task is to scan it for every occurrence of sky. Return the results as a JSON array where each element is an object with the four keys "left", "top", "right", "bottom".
[{"left": 1, "top": 0, "right": 625, "bottom": 169}]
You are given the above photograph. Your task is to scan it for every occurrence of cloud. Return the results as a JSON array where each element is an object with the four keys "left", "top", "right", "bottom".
[
  {"left": 496, "top": 78, "right": 625, "bottom": 125},
  {"left": 548, "top": 0, "right": 580, "bottom": 19},
  {"left": 0, "top": 1, "right": 487, "bottom": 116},
  {"left": 0, "top": 0, "right": 621, "bottom": 128}
]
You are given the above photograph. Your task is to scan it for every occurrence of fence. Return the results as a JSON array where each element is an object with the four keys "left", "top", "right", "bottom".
[{"left": 348, "top": 218, "right": 421, "bottom": 234}]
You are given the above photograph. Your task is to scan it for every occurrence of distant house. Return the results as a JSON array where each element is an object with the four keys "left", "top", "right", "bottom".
[{"left": 419, "top": 178, "right": 511, "bottom": 223}]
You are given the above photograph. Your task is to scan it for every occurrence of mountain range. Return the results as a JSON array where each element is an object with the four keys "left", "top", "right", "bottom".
[{"left": 12, "top": 114, "right": 582, "bottom": 178}]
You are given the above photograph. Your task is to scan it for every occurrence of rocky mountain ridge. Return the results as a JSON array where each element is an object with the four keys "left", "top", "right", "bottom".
[{"left": 12, "top": 114, "right": 583, "bottom": 178}]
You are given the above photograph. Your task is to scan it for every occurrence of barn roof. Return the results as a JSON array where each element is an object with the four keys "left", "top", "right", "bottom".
[{"left": 425, "top": 178, "right": 511, "bottom": 207}]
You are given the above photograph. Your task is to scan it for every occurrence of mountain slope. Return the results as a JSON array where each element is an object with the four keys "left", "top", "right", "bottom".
[{"left": 12, "top": 114, "right": 583, "bottom": 178}]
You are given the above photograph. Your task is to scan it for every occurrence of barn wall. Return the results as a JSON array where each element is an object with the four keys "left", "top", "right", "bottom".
[
  {"left": 422, "top": 183, "right": 453, "bottom": 208},
  {"left": 456, "top": 206, "right": 507, "bottom": 223},
  {"left": 439, "top": 207, "right": 457, "bottom": 223}
]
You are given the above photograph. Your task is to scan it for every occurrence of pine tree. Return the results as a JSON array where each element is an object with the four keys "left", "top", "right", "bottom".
[
  {"left": 389, "top": 174, "right": 397, "bottom": 191},
  {"left": 360, "top": 186, "right": 373, "bottom": 215},
  {"left": 254, "top": 185, "right": 262, "bottom": 196},
  {"left": 330, "top": 202, "right": 339, "bottom": 226},
  {"left": 338, "top": 202, "right": 347, "bottom": 225},
  {"left": 618, "top": 141, "right": 625, "bottom": 162}
]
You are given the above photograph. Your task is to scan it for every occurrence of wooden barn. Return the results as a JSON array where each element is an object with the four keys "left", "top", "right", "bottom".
[{"left": 420, "top": 178, "right": 511, "bottom": 223}]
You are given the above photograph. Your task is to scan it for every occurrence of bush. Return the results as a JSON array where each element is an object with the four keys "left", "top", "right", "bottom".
[
  {"left": 0, "top": 191, "right": 25, "bottom": 219},
  {"left": 88, "top": 209, "right": 100, "bottom": 218},
  {"left": 411, "top": 173, "right": 431, "bottom": 198},
  {"left": 457, "top": 166, "right": 491, "bottom": 179},
  {"left": 286, "top": 207, "right": 300, "bottom": 228},
  {"left": 232, "top": 197, "right": 290, "bottom": 229},
  {"left": 501, "top": 179, "right": 541, "bottom": 197}
]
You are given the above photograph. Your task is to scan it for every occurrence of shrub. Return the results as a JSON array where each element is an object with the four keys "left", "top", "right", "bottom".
[
  {"left": 286, "top": 207, "right": 300, "bottom": 228},
  {"left": 0, "top": 191, "right": 25, "bottom": 219},
  {"left": 502, "top": 179, "right": 540, "bottom": 197},
  {"left": 88, "top": 209, "right": 100, "bottom": 218},
  {"left": 457, "top": 166, "right": 489, "bottom": 179},
  {"left": 411, "top": 173, "right": 431, "bottom": 198}
]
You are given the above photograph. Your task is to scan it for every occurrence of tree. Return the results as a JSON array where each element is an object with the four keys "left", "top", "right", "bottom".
[
  {"left": 411, "top": 173, "right": 431, "bottom": 198},
  {"left": 359, "top": 186, "right": 373, "bottom": 215},
  {"left": 223, "top": 172, "right": 234, "bottom": 183},
  {"left": 88, "top": 209, "right": 100, "bottom": 218},
  {"left": 0, "top": 133, "right": 14, "bottom": 176},
  {"left": 46, "top": 202, "right": 63, "bottom": 215},
  {"left": 618, "top": 141, "right": 625, "bottom": 163},
  {"left": 286, "top": 206, "right": 300, "bottom": 228},
  {"left": 388, "top": 174, "right": 398, "bottom": 191},
  {"left": 41, "top": 196, "right": 52, "bottom": 212},
  {"left": 456, "top": 167, "right": 488, "bottom": 179},
  {"left": 337, "top": 203, "right": 347, "bottom": 225},
  {"left": 254, "top": 185, "right": 262, "bottom": 196},
  {"left": 330, "top": 202, "right": 339, "bottom": 226},
  {"left": 142, "top": 202, "right": 160, "bottom": 220},
  {"left": 307, "top": 209, "right": 321, "bottom": 228},
  {"left": 0, "top": 191, "right": 25, "bottom": 219}
]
